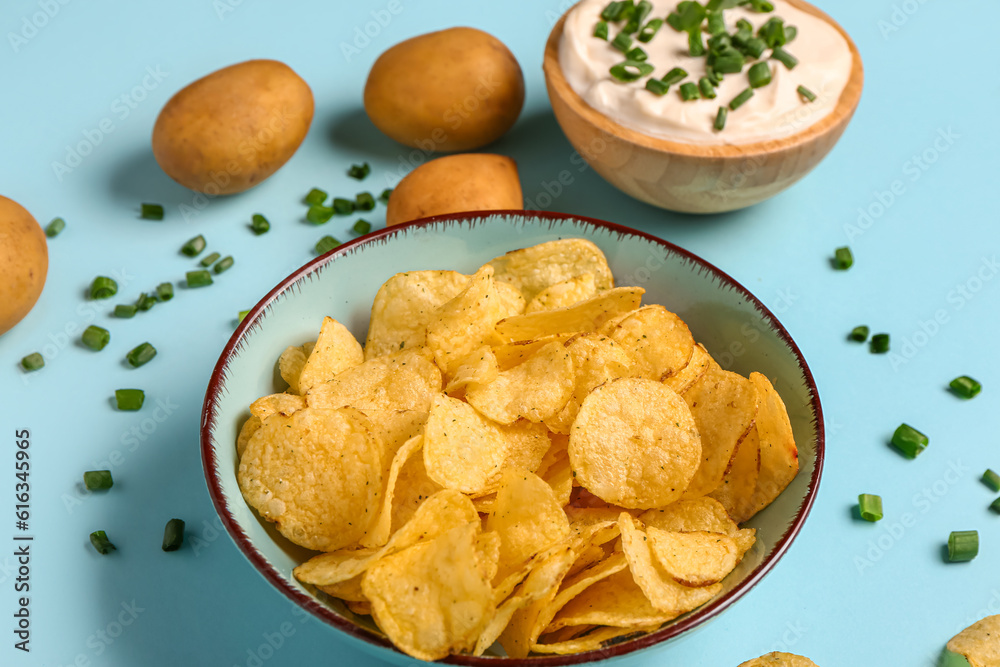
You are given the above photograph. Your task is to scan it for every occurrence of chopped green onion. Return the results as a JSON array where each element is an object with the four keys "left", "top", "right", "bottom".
[
  {"left": 668, "top": 2, "right": 707, "bottom": 31},
  {"left": 162, "top": 518, "right": 185, "bottom": 552},
  {"left": 89, "top": 530, "right": 116, "bottom": 555},
  {"left": 115, "top": 304, "right": 137, "bottom": 318},
  {"left": 633, "top": 2, "right": 652, "bottom": 24},
  {"left": 625, "top": 46, "right": 648, "bottom": 62},
  {"left": 870, "top": 333, "right": 890, "bottom": 354},
  {"left": 238, "top": 309, "right": 250, "bottom": 322},
  {"left": 379, "top": 188, "right": 393, "bottom": 204},
  {"left": 20, "top": 353, "right": 44, "bottom": 372},
  {"left": 356, "top": 192, "right": 376, "bottom": 211},
  {"left": 353, "top": 219, "right": 372, "bottom": 235},
  {"left": 610, "top": 60, "right": 655, "bottom": 82},
  {"left": 857, "top": 494, "right": 883, "bottom": 522},
  {"left": 348, "top": 162, "right": 370, "bottom": 180},
  {"left": 90, "top": 276, "right": 118, "bottom": 299},
  {"left": 214, "top": 256, "right": 234, "bottom": 274},
  {"left": 679, "top": 82, "right": 700, "bottom": 101},
  {"left": 714, "top": 106, "right": 728, "bottom": 131},
  {"left": 707, "top": 0, "right": 740, "bottom": 9},
  {"left": 594, "top": 20, "right": 609, "bottom": 40},
  {"left": 611, "top": 32, "right": 633, "bottom": 53},
  {"left": 729, "top": 87, "right": 754, "bottom": 110},
  {"left": 947, "top": 531, "right": 978, "bottom": 562},
  {"left": 706, "top": 11, "right": 726, "bottom": 35},
  {"left": 662, "top": 67, "right": 688, "bottom": 86},
  {"left": 711, "top": 48, "right": 745, "bottom": 74},
  {"left": 983, "top": 469, "right": 1000, "bottom": 492},
  {"left": 601, "top": 1, "right": 628, "bottom": 21},
  {"left": 186, "top": 270, "right": 213, "bottom": 288},
  {"left": 737, "top": 36, "right": 767, "bottom": 59},
  {"left": 199, "top": 252, "right": 220, "bottom": 268},
  {"left": 797, "top": 85, "right": 817, "bottom": 102},
  {"left": 333, "top": 198, "right": 355, "bottom": 215},
  {"left": 771, "top": 46, "right": 798, "bottom": 70},
  {"left": 645, "top": 78, "right": 670, "bottom": 95},
  {"left": 688, "top": 27, "right": 705, "bottom": 56},
  {"left": 135, "top": 292, "right": 156, "bottom": 312},
  {"left": 784, "top": 25, "right": 797, "bottom": 42},
  {"left": 180, "top": 235, "right": 206, "bottom": 257},
  {"left": 306, "top": 205, "right": 334, "bottom": 224},
  {"left": 740, "top": 0, "right": 774, "bottom": 11},
  {"left": 891, "top": 423, "right": 928, "bottom": 458},
  {"left": 251, "top": 214, "right": 270, "bottom": 235},
  {"left": 83, "top": 470, "right": 113, "bottom": 491},
  {"left": 45, "top": 217, "right": 65, "bottom": 237},
  {"left": 114, "top": 389, "right": 145, "bottom": 411},
  {"left": 81, "top": 325, "right": 110, "bottom": 351},
  {"left": 699, "top": 77, "right": 717, "bottom": 99},
  {"left": 748, "top": 62, "right": 772, "bottom": 88},
  {"left": 315, "top": 235, "right": 341, "bottom": 255},
  {"left": 156, "top": 282, "right": 173, "bottom": 302},
  {"left": 758, "top": 16, "right": 786, "bottom": 48},
  {"left": 140, "top": 203, "right": 164, "bottom": 220},
  {"left": 707, "top": 32, "right": 732, "bottom": 52},
  {"left": 991, "top": 497, "right": 1000, "bottom": 514},
  {"left": 126, "top": 342, "right": 157, "bottom": 368},
  {"left": 833, "top": 246, "right": 853, "bottom": 269},
  {"left": 706, "top": 66, "right": 722, "bottom": 86},
  {"left": 949, "top": 376, "right": 982, "bottom": 399},
  {"left": 637, "top": 18, "right": 663, "bottom": 42},
  {"left": 305, "top": 188, "right": 327, "bottom": 206},
  {"left": 849, "top": 326, "right": 870, "bottom": 342}
]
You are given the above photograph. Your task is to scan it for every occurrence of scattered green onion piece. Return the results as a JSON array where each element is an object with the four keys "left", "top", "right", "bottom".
[
  {"left": 983, "top": 469, "right": 1000, "bottom": 493},
  {"left": 180, "top": 235, "right": 206, "bottom": 257},
  {"left": 797, "top": 85, "right": 817, "bottom": 102},
  {"left": 729, "top": 87, "right": 754, "bottom": 110},
  {"left": 379, "top": 188, "right": 393, "bottom": 204},
  {"left": 738, "top": 36, "right": 767, "bottom": 59},
  {"left": 611, "top": 32, "right": 633, "bottom": 53},
  {"left": 947, "top": 531, "right": 978, "bottom": 562},
  {"left": 186, "top": 270, "right": 213, "bottom": 288},
  {"left": 305, "top": 188, "right": 327, "bottom": 206},
  {"left": 356, "top": 192, "right": 376, "bottom": 211},
  {"left": 156, "top": 282, "right": 173, "bottom": 302},
  {"left": 733, "top": 18, "right": 753, "bottom": 41},
  {"left": 870, "top": 333, "right": 890, "bottom": 354},
  {"left": 333, "top": 198, "right": 355, "bottom": 215},
  {"left": 594, "top": 20, "right": 609, "bottom": 40},
  {"left": 679, "top": 82, "right": 700, "bottom": 101},
  {"left": 610, "top": 60, "right": 654, "bottom": 82},
  {"left": 115, "top": 389, "right": 145, "bottom": 411},
  {"left": 625, "top": 46, "right": 648, "bottom": 62},
  {"left": 637, "top": 18, "right": 663, "bottom": 42},
  {"left": 306, "top": 205, "right": 334, "bottom": 224},
  {"left": 784, "top": 25, "right": 797, "bottom": 42},
  {"left": 238, "top": 309, "right": 250, "bottom": 322},
  {"left": 645, "top": 78, "right": 670, "bottom": 95},
  {"left": 699, "top": 77, "right": 717, "bottom": 99},
  {"left": 251, "top": 213, "right": 270, "bottom": 235},
  {"left": 353, "top": 219, "right": 372, "bottom": 235},
  {"left": 714, "top": 106, "right": 728, "bottom": 131},
  {"left": 90, "top": 276, "right": 119, "bottom": 299},
  {"left": 214, "top": 256, "right": 234, "bottom": 274},
  {"left": 758, "top": 17, "right": 786, "bottom": 48},
  {"left": 199, "top": 252, "right": 220, "bottom": 268},
  {"left": 740, "top": 0, "right": 774, "bottom": 11},
  {"left": 315, "top": 235, "right": 341, "bottom": 255},
  {"left": 45, "top": 217, "right": 65, "bottom": 237},
  {"left": 89, "top": 530, "right": 116, "bottom": 555},
  {"left": 347, "top": 162, "right": 370, "bottom": 180},
  {"left": 891, "top": 423, "right": 927, "bottom": 458},
  {"left": 712, "top": 50, "right": 745, "bottom": 74},
  {"left": 857, "top": 494, "right": 883, "bottom": 522},
  {"left": 706, "top": 11, "right": 726, "bottom": 35},
  {"left": 115, "top": 304, "right": 137, "bottom": 318},
  {"left": 707, "top": 0, "right": 740, "bottom": 9},
  {"left": 662, "top": 67, "right": 688, "bottom": 86},
  {"left": 833, "top": 246, "right": 853, "bottom": 269},
  {"left": 84, "top": 470, "right": 113, "bottom": 491},
  {"left": 688, "top": 27, "right": 705, "bottom": 56},
  {"left": 707, "top": 32, "right": 732, "bottom": 52},
  {"left": 748, "top": 62, "right": 772, "bottom": 88},
  {"left": 949, "top": 376, "right": 982, "bottom": 399},
  {"left": 849, "top": 325, "right": 870, "bottom": 342},
  {"left": 162, "top": 518, "right": 185, "bottom": 552},
  {"left": 601, "top": 1, "right": 628, "bottom": 21},
  {"left": 666, "top": 11, "right": 683, "bottom": 31},
  {"left": 706, "top": 66, "right": 722, "bottom": 86},
  {"left": 991, "top": 497, "right": 1000, "bottom": 514},
  {"left": 81, "top": 325, "right": 111, "bottom": 351},
  {"left": 126, "top": 342, "right": 157, "bottom": 368},
  {"left": 135, "top": 292, "right": 156, "bottom": 311},
  {"left": 671, "top": 2, "right": 707, "bottom": 31},
  {"left": 772, "top": 46, "right": 798, "bottom": 70},
  {"left": 633, "top": 2, "right": 652, "bottom": 24},
  {"left": 140, "top": 203, "right": 164, "bottom": 220},
  {"left": 20, "top": 353, "right": 44, "bottom": 372}
]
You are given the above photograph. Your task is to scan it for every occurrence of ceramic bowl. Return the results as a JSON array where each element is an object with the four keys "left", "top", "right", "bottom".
[{"left": 201, "top": 210, "right": 824, "bottom": 665}]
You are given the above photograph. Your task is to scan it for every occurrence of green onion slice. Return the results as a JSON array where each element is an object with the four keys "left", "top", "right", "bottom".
[
  {"left": 637, "top": 18, "right": 663, "bottom": 42},
  {"left": 949, "top": 376, "right": 982, "bottom": 399},
  {"left": 90, "top": 530, "right": 116, "bottom": 555},
  {"left": 729, "top": 87, "right": 754, "bottom": 110},
  {"left": 251, "top": 214, "right": 270, "bottom": 235},
  {"left": 84, "top": 470, "right": 113, "bottom": 491},
  {"left": 891, "top": 423, "right": 928, "bottom": 458},
  {"left": 758, "top": 16, "right": 786, "bottom": 47},
  {"left": 625, "top": 46, "right": 648, "bottom": 62},
  {"left": 594, "top": 20, "right": 610, "bottom": 40},
  {"left": 645, "top": 78, "right": 669, "bottom": 95},
  {"left": 156, "top": 283, "right": 174, "bottom": 302},
  {"left": 688, "top": 27, "right": 705, "bottom": 56},
  {"left": 983, "top": 469, "right": 1000, "bottom": 492},
  {"left": 679, "top": 82, "right": 700, "bottom": 101},
  {"left": 355, "top": 192, "right": 376, "bottom": 211},
  {"left": 306, "top": 205, "right": 334, "bottom": 225},
  {"left": 20, "top": 353, "right": 44, "bottom": 372},
  {"left": 849, "top": 326, "right": 870, "bottom": 342},
  {"left": 82, "top": 325, "right": 111, "bottom": 351},
  {"left": 610, "top": 60, "right": 654, "bottom": 82},
  {"left": 333, "top": 198, "right": 355, "bottom": 215},
  {"left": 126, "top": 342, "right": 157, "bottom": 368},
  {"left": 136, "top": 292, "right": 156, "bottom": 311},
  {"left": 947, "top": 531, "right": 978, "bottom": 562},
  {"left": 714, "top": 106, "right": 728, "bottom": 131},
  {"left": 870, "top": 333, "right": 890, "bottom": 354},
  {"left": 162, "top": 518, "right": 185, "bottom": 552},
  {"left": 991, "top": 497, "right": 1000, "bottom": 514},
  {"left": 785, "top": 25, "right": 797, "bottom": 42},
  {"left": 379, "top": 188, "right": 393, "bottom": 204},
  {"left": 186, "top": 270, "right": 213, "bottom": 288},
  {"left": 699, "top": 77, "right": 717, "bottom": 99},
  {"left": 115, "top": 304, "right": 137, "bottom": 319},
  {"left": 797, "top": 85, "right": 817, "bottom": 102},
  {"left": 180, "top": 235, "right": 206, "bottom": 257},
  {"left": 115, "top": 389, "right": 145, "bottom": 411},
  {"left": 740, "top": 0, "right": 774, "bottom": 11},
  {"left": 858, "top": 494, "right": 883, "bottom": 522},
  {"left": 353, "top": 219, "right": 372, "bottom": 235},
  {"left": 706, "top": 11, "right": 726, "bottom": 35},
  {"left": 199, "top": 251, "right": 220, "bottom": 268},
  {"left": 214, "top": 256, "right": 234, "bottom": 274},
  {"left": 662, "top": 67, "right": 688, "bottom": 86},
  {"left": 738, "top": 36, "right": 767, "bottom": 59},
  {"left": 833, "top": 246, "right": 853, "bottom": 269},
  {"left": 611, "top": 32, "right": 633, "bottom": 53},
  {"left": 347, "top": 162, "right": 370, "bottom": 180},
  {"left": 315, "top": 235, "right": 341, "bottom": 255},
  {"left": 45, "top": 217, "right": 65, "bottom": 237},
  {"left": 304, "top": 188, "right": 327, "bottom": 206},
  {"left": 748, "top": 61, "right": 772, "bottom": 88},
  {"left": 140, "top": 203, "right": 164, "bottom": 220},
  {"left": 90, "top": 276, "right": 119, "bottom": 299},
  {"left": 238, "top": 309, "right": 250, "bottom": 322},
  {"left": 772, "top": 46, "right": 798, "bottom": 70}
]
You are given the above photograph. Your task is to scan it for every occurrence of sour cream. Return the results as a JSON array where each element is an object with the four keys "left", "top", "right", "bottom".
[{"left": 560, "top": 0, "right": 853, "bottom": 145}]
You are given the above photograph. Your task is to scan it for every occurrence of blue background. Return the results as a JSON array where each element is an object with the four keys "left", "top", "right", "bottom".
[{"left": 1, "top": 0, "right": 998, "bottom": 665}]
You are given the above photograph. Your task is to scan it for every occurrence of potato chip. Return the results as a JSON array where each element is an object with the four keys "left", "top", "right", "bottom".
[
  {"left": 540, "top": 453, "right": 573, "bottom": 507},
  {"left": 709, "top": 425, "right": 761, "bottom": 524},
  {"left": 238, "top": 407, "right": 381, "bottom": 551},
  {"left": 359, "top": 408, "right": 427, "bottom": 463},
  {"left": 737, "top": 652, "right": 822, "bottom": 667},
  {"left": 444, "top": 345, "right": 499, "bottom": 396},
  {"left": 466, "top": 341, "right": 574, "bottom": 424},
  {"left": 492, "top": 333, "right": 576, "bottom": 371},
  {"left": 345, "top": 600, "right": 372, "bottom": 616},
  {"left": 525, "top": 273, "right": 600, "bottom": 314},
  {"left": 537, "top": 624, "right": 597, "bottom": 644},
  {"left": 503, "top": 420, "right": 553, "bottom": 476},
  {"left": 249, "top": 393, "right": 306, "bottom": 421},
  {"left": 472, "top": 494, "right": 497, "bottom": 514},
  {"left": 486, "top": 239, "right": 614, "bottom": 301},
  {"left": 364, "top": 270, "right": 470, "bottom": 360},
  {"left": 494, "top": 287, "right": 645, "bottom": 343},
  {"left": 306, "top": 347, "right": 442, "bottom": 413},
  {"left": 569, "top": 378, "right": 701, "bottom": 509},
  {"left": 946, "top": 615, "right": 1000, "bottom": 667},
  {"left": 547, "top": 569, "right": 678, "bottom": 632},
  {"left": 317, "top": 574, "right": 366, "bottom": 603},
  {"left": 747, "top": 372, "right": 799, "bottom": 518},
  {"left": 617, "top": 513, "right": 722, "bottom": 613},
  {"left": 235, "top": 415, "right": 261, "bottom": 459},
  {"left": 476, "top": 531, "right": 502, "bottom": 582},
  {"left": 361, "top": 435, "right": 424, "bottom": 549},
  {"left": 495, "top": 280, "right": 527, "bottom": 317},
  {"left": 532, "top": 552, "right": 629, "bottom": 638},
  {"left": 566, "top": 544, "right": 608, "bottom": 578},
  {"left": 362, "top": 522, "right": 493, "bottom": 661},
  {"left": 604, "top": 305, "right": 694, "bottom": 381},
  {"left": 426, "top": 266, "right": 503, "bottom": 378},
  {"left": 297, "top": 317, "right": 365, "bottom": 394},
  {"left": 389, "top": 443, "right": 446, "bottom": 533},
  {"left": 530, "top": 625, "right": 658, "bottom": 655},
  {"left": 663, "top": 343, "right": 711, "bottom": 394},
  {"left": 639, "top": 498, "right": 757, "bottom": 560},
  {"left": 681, "top": 362, "right": 758, "bottom": 498},
  {"left": 278, "top": 344, "right": 311, "bottom": 394},
  {"left": 646, "top": 528, "right": 739, "bottom": 586}
]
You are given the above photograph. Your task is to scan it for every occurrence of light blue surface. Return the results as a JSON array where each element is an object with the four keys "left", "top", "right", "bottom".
[{"left": 0, "top": 0, "right": 998, "bottom": 665}]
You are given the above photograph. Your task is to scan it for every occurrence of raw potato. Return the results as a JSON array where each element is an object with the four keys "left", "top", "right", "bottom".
[
  {"left": 0, "top": 195, "right": 47, "bottom": 335},
  {"left": 364, "top": 27, "right": 524, "bottom": 152},
  {"left": 386, "top": 154, "right": 523, "bottom": 226},
  {"left": 153, "top": 59, "right": 313, "bottom": 194}
]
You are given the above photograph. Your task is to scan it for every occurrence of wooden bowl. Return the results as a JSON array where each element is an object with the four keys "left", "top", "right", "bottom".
[{"left": 542, "top": 0, "right": 864, "bottom": 214}]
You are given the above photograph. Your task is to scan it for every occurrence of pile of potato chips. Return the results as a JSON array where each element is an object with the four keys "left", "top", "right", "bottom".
[{"left": 236, "top": 239, "right": 800, "bottom": 660}]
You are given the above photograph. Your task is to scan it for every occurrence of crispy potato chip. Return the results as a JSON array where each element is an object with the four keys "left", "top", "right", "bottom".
[
  {"left": 737, "top": 652, "right": 821, "bottom": 667},
  {"left": 249, "top": 393, "right": 306, "bottom": 421},
  {"left": 345, "top": 600, "right": 372, "bottom": 616},
  {"left": 663, "top": 343, "right": 711, "bottom": 394},
  {"left": 747, "top": 372, "right": 799, "bottom": 518},
  {"left": 476, "top": 531, "right": 502, "bottom": 582},
  {"left": 646, "top": 528, "right": 739, "bottom": 586},
  {"left": 486, "top": 239, "right": 614, "bottom": 301},
  {"left": 359, "top": 408, "right": 427, "bottom": 463},
  {"left": 389, "top": 443, "right": 446, "bottom": 533},
  {"left": 525, "top": 273, "right": 600, "bottom": 314},
  {"left": 278, "top": 344, "right": 311, "bottom": 394},
  {"left": 618, "top": 513, "right": 722, "bottom": 613},
  {"left": 361, "top": 435, "right": 424, "bottom": 549},
  {"left": 297, "top": 317, "right": 365, "bottom": 394},
  {"left": 532, "top": 552, "right": 629, "bottom": 638},
  {"left": 365, "top": 270, "right": 470, "bottom": 360},
  {"left": 541, "top": 454, "right": 573, "bottom": 507},
  {"left": 492, "top": 333, "right": 576, "bottom": 371},
  {"left": 538, "top": 624, "right": 597, "bottom": 644},
  {"left": 566, "top": 544, "right": 608, "bottom": 579},
  {"left": 946, "top": 615, "right": 1000, "bottom": 667},
  {"left": 547, "top": 569, "right": 678, "bottom": 632},
  {"left": 639, "top": 498, "right": 756, "bottom": 558},
  {"left": 426, "top": 266, "right": 503, "bottom": 378},
  {"left": 317, "top": 574, "right": 366, "bottom": 603},
  {"left": 363, "top": 522, "right": 493, "bottom": 661},
  {"left": 238, "top": 407, "right": 381, "bottom": 551},
  {"left": 466, "top": 341, "right": 574, "bottom": 424},
  {"left": 682, "top": 362, "right": 758, "bottom": 498},
  {"left": 605, "top": 305, "right": 694, "bottom": 381},
  {"left": 495, "top": 280, "right": 527, "bottom": 317},
  {"left": 306, "top": 347, "right": 442, "bottom": 413},
  {"left": 709, "top": 425, "right": 761, "bottom": 524},
  {"left": 235, "top": 415, "right": 261, "bottom": 459},
  {"left": 444, "top": 345, "right": 499, "bottom": 396},
  {"left": 502, "top": 419, "right": 552, "bottom": 475},
  {"left": 494, "top": 287, "right": 645, "bottom": 343},
  {"left": 531, "top": 625, "right": 658, "bottom": 655},
  {"left": 472, "top": 494, "right": 497, "bottom": 514},
  {"left": 569, "top": 378, "right": 701, "bottom": 509}
]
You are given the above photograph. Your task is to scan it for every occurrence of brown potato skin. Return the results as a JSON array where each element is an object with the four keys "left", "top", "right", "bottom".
[
  {"left": 386, "top": 154, "right": 523, "bottom": 226},
  {"left": 0, "top": 196, "right": 48, "bottom": 335},
  {"left": 364, "top": 27, "right": 524, "bottom": 152},
  {"left": 152, "top": 59, "right": 314, "bottom": 195}
]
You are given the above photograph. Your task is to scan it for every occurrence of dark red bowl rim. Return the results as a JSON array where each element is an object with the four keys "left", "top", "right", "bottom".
[{"left": 201, "top": 209, "right": 825, "bottom": 665}]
